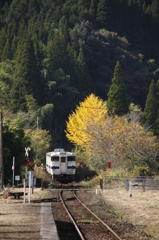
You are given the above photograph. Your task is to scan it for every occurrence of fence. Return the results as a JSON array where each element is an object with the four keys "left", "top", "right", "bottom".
[{"left": 102, "top": 176, "right": 159, "bottom": 192}]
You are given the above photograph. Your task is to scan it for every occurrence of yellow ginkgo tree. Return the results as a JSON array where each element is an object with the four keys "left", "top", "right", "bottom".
[
  {"left": 65, "top": 93, "right": 107, "bottom": 152},
  {"left": 66, "top": 94, "right": 134, "bottom": 163}
]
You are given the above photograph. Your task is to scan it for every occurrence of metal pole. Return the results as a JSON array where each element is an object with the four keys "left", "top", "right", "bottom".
[
  {"left": 130, "top": 182, "right": 132, "bottom": 197},
  {"left": 13, "top": 157, "right": 15, "bottom": 188},
  {"left": 32, "top": 172, "right": 34, "bottom": 194},
  {"left": 29, "top": 171, "right": 31, "bottom": 204}
]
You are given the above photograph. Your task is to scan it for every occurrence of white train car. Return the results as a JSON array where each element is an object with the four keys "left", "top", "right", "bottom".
[{"left": 46, "top": 148, "right": 76, "bottom": 180}]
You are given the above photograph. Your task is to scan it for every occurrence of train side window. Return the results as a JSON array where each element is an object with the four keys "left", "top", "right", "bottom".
[
  {"left": 51, "top": 156, "right": 59, "bottom": 162},
  {"left": 68, "top": 156, "right": 75, "bottom": 161},
  {"left": 61, "top": 157, "right": 66, "bottom": 162}
]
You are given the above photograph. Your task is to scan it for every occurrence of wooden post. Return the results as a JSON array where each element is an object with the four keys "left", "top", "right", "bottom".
[
  {"left": 41, "top": 178, "right": 43, "bottom": 190},
  {"left": 100, "top": 179, "right": 103, "bottom": 190},
  {"left": 143, "top": 179, "right": 145, "bottom": 192},
  {"left": 103, "top": 176, "right": 106, "bottom": 190}
]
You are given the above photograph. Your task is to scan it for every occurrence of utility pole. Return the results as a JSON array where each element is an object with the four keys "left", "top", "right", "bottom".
[{"left": 0, "top": 112, "right": 3, "bottom": 189}]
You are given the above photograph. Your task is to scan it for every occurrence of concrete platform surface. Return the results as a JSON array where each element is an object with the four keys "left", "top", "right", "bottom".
[
  {"left": 0, "top": 195, "right": 60, "bottom": 240},
  {"left": 41, "top": 202, "right": 60, "bottom": 240}
]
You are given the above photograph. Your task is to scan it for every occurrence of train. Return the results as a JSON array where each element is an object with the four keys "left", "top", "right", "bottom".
[{"left": 46, "top": 148, "right": 76, "bottom": 180}]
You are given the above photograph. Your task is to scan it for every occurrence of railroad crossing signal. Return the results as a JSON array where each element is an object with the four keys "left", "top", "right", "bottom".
[
  {"left": 25, "top": 147, "right": 31, "bottom": 157},
  {"left": 27, "top": 163, "right": 34, "bottom": 171},
  {"left": 26, "top": 158, "right": 30, "bottom": 164}
]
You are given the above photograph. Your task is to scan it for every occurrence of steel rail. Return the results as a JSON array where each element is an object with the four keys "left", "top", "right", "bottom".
[
  {"left": 59, "top": 189, "right": 85, "bottom": 240},
  {"left": 74, "top": 190, "right": 122, "bottom": 240}
]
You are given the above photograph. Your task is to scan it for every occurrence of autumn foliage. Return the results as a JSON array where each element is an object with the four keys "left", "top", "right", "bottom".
[
  {"left": 66, "top": 94, "right": 159, "bottom": 173},
  {"left": 66, "top": 94, "right": 108, "bottom": 150}
]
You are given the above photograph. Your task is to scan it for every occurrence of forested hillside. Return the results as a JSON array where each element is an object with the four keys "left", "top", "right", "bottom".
[{"left": 0, "top": 0, "right": 159, "bottom": 182}]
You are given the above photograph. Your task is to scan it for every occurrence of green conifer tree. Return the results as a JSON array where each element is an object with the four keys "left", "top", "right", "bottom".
[
  {"left": 47, "top": 30, "right": 67, "bottom": 72},
  {"left": 151, "top": 0, "right": 159, "bottom": 19},
  {"left": 17, "top": 21, "right": 26, "bottom": 42},
  {"left": 10, "top": 32, "right": 41, "bottom": 112},
  {"left": 107, "top": 61, "right": 128, "bottom": 115},
  {"left": 78, "top": 0, "right": 90, "bottom": 10},
  {"left": 154, "top": 79, "right": 159, "bottom": 135},
  {"left": 28, "top": 0, "right": 40, "bottom": 18},
  {"left": 89, "top": 0, "right": 98, "bottom": 18},
  {"left": 66, "top": 43, "right": 79, "bottom": 88},
  {"left": 72, "top": 27, "right": 79, "bottom": 54},
  {"left": 11, "top": 35, "right": 17, "bottom": 59},
  {"left": 156, "top": 79, "right": 159, "bottom": 108},
  {"left": 77, "top": 47, "right": 92, "bottom": 93},
  {"left": 11, "top": 22, "right": 18, "bottom": 37},
  {"left": 144, "top": 79, "right": 157, "bottom": 129},
  {"left": 96, "top": 0, "right": 112, "bottom": 29},
  {"left": 2, "top": 39, "right": 12, "bottom": 61},
  {"left": 0, "top": 28, "right": 7, "bottom": 61},
  {"left": 62, "top": 18, "right": 69, "bottom": 43}
]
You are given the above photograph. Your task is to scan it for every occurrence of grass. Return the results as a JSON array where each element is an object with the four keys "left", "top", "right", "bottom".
[
  {"left": 109, "top": 209, "right": 123, "bottom": 223},
  {"left": 77, "top": 219, "right": 99, "bottom": 224},
  {"left": 116, "top": 213, "right": 123, "bottom": 223},
  {"left": 144, "top": 225, "right": 159, "bottom": 239},
  {"left": 80, "top": 180, "right": 96, "bottom": 188}
]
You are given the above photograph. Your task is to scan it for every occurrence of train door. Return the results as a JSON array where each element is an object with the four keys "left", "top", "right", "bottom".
[
  {"left": 67, "top": 156, "right": 76, "bottom": 176},
  {"left": 60, "top": 156, "right": 67, "bottom": 173}
]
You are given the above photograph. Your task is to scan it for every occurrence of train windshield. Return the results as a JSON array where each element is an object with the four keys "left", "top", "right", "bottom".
[
  {"left": 68, "top": 156, "right": 75, "bottom": 161},
  {"left": 61, "top": 157, "right": 66, "bottom": 162},
  {"left": 51, "top": 156, "right": 59, "bottom": 162}
]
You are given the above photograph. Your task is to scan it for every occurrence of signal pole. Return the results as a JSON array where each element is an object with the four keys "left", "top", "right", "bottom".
[
  {"left": 0, "top": 112, "right": 3, "bottom": 189},
  {"left": 12, "top": 157, "right": 15, "bottom": 188}
]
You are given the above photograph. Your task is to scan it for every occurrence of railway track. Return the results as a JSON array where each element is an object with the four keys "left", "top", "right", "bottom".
[{"left": 59, "top": 188, "right": 122, "bottom": 240}]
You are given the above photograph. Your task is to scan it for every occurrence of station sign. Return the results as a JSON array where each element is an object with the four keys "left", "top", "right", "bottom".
[{"left": 15, "top": 175, "right": 20, "bottom": 181}]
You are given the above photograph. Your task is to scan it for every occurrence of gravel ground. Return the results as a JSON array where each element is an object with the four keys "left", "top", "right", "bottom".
[
  {"left": 77, "top": 190, "right": 154, "bottom": 239},
  {"left": 0, "top": 186, "right": 158, "bottom": 239},
  {"left": 52, "top": 189, "right": 154, "bottom": 239}
]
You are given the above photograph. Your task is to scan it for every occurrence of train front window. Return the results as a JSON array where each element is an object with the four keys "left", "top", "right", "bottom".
[
  {"left": 61, "top": 157, "right": 66, "bottom": 162},
  {"left": 51, "top": 156, "right": 59, "bottom": 162},
  {"left": 68, "top": 156, "right": 75, "bottom": 161}
]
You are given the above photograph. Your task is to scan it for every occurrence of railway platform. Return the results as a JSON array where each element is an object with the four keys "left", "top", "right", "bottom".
[
  {"left": 41, "top": 202, "right": 60, "bottom": 240},
  {"left": 0, "top": 188, "right": 60, "bottom": 240}
]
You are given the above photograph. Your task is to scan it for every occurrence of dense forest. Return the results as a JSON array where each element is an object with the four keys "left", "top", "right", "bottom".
[{"left": 0, "top": 0, "right": 159, "bottom": 182}]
